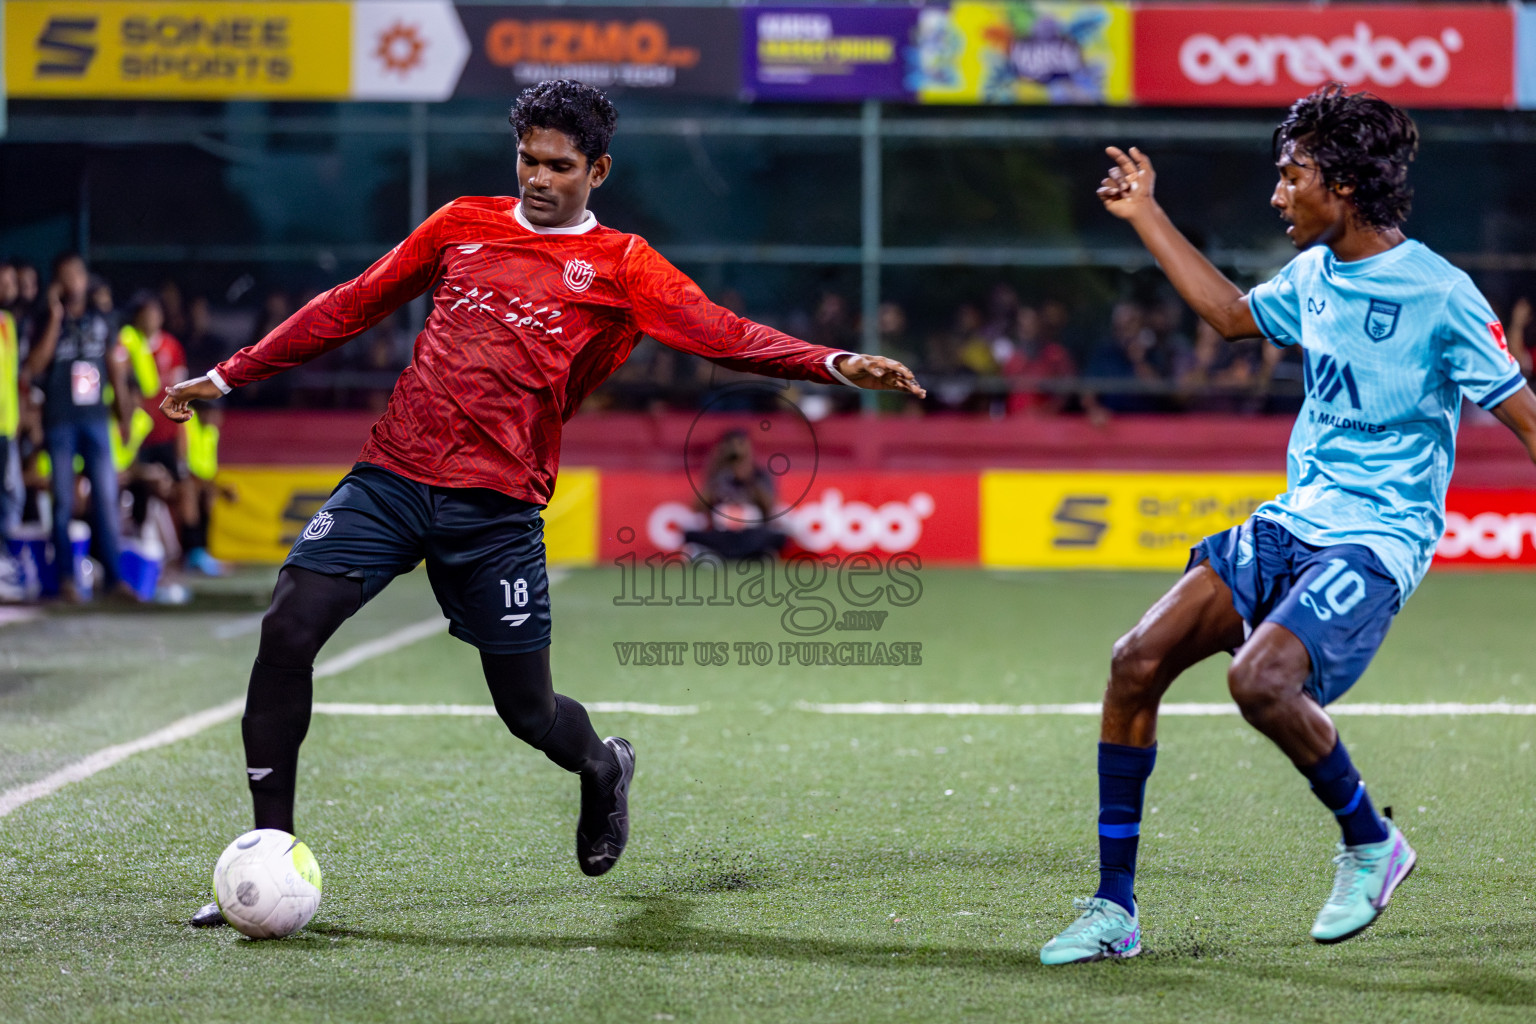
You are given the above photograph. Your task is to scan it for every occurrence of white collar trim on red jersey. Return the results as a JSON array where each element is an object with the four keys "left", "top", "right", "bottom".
[{"left": 514, "top": 202, "right": 598, "bottom": 235}]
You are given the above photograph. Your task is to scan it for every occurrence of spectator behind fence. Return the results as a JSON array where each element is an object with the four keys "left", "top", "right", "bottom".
[
  {"left": 182, "top": 295, "right": 224, "bottom": 374},
  {"left": 1177, "top": 318, "right": 1265, "bottom": 413},
  {"left": 23, "top": 253, "right": 136, "bottom": 602},
  {"left": 1004, "top": 305, "right": 1075, "bottom": 416},
  {"left": 1081, "top": 300, "right": 1164, "bottom": 422},
  {"left": 875, "top": 302, "right": 922, "bottom": 415},
  {"left": 682, "top": 429, "right": 788, "bottom": 561},
  {"left": 1508, "top": 298, "right": 1532, "bottom": 380},
  {"left": 0, "top": 268, "right": 22, "bottom": 600}
]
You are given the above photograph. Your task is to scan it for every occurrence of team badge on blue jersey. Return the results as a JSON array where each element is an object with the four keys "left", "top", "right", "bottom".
[{"left": 1364, "top": 299, "right": 1401, "bottom": 342}]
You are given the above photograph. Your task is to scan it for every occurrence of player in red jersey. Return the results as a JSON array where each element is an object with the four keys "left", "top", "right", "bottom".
[{"left": 163, "top": 80, "right": 923, "bottom": 926}]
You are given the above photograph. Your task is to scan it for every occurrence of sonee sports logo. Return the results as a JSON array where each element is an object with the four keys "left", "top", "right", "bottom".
[
  {"left": 301, "top": 511, "right": 335, "bottom": 541},
  {"left": 35, "top": 17, "right": 97, "bottom": 77},
  {"left": 563, "top": 258, "right": 596, "bottom": 293}
]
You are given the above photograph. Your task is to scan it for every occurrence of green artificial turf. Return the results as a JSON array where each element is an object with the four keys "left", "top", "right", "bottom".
[{"left": 1, "top": 567, "right": 1532, "bottom": 1023}]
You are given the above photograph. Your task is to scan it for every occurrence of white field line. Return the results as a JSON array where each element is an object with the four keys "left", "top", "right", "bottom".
[
  {"left": 795, "top": 700, "right": 1536, "bottom": 717},
  {"left": 0, "top": 616, "right": 451, "bottom": 819},
  {"left": 0, "top": 608, "right": 41, "bottom": 629},
  {"left": 313, "top": 701, "right": 698, "bottom": 717}
]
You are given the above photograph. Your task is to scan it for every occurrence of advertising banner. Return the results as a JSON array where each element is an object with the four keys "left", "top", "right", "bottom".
[
  {"left": 981, "top": 470, "right": 1286, "bottom": 570},
  {"left": 599, "top": 470, "right": 980, "bottom": 564},
  {"left": 210, "top": 465, "right": 350, "bottom": 564},
  {"left": 1133, "top": 4, "right": 1517, "bottom": 109},
  {"left": 1520, "top": 3, "right": 1536, "bottom": 110},
  {"left": 211, "top": 465, "right": 598, "bottom": 565},
  {"left": 351, "top": 1, "right": 469, "bottom": 102},
  {"left": 1434, "top": 489, "right": 1536, "bottom": 568},
  {"left": 742, "top": 6, "right": 919, "bottom": 102},
  {"left": 5, "top": 1, "right": 351, "bottom": 99},
  {"left": 453, "top": 5, "right": 739, "bottom": 97},
  {"left": 912, "top": 1, "right": 1131, "bottom": 105}
]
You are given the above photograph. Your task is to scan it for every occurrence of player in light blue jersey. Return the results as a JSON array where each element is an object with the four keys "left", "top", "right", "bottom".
[{"left": 1041, "top": 85, "right": 1536, "bottom": 964}]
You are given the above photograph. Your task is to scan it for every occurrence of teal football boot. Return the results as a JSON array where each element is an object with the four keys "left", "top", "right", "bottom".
[
  {"left": 1040, "top": 896, "right": 1141, "bottom": 965},
  {"left": 1311, "top": 819, "right": 1417, "bottom": 944}
]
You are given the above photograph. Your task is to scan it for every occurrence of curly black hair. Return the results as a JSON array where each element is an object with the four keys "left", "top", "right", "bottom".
[
  {"left": 508, "top": 79, "right": 618, "bottom": 166},
  {"left": 1273, "top": 84, "right": 1419, "bottom": 231}
]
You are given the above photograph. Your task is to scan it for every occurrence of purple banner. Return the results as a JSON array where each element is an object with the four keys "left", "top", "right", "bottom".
[{"left": 742, "top": 6, "right": 920, "bottom": 101}]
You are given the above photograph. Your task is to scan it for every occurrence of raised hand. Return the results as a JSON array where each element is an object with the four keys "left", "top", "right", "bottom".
[
  {"left": 159, "top": 376, "right": 226, "bottom": 423},
  {"left": 836, "top": 354, "right": 926, "bottom": 398},
  {"left": 1097, "top": 146, "right": 1156, "bottom": 220}
]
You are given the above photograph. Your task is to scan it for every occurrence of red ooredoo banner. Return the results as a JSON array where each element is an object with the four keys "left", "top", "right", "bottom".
[
  {"left": 1133, "top": 4, "right": 1515, "bottom": 109},
  {"left": 599, "top": 471, "right": 980, "bottom": 563},
  {"left": 1435, "top": 489, "right": 1536, "bottom": 568}
]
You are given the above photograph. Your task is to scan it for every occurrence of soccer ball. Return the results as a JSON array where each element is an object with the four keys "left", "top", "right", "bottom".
[{"left": 212, "top": 829, "right": 323, "bottom": 938}]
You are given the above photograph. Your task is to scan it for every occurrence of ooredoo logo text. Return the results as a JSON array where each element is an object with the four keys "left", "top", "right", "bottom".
[
  {"left": 1179, "top": 23, "right": 1461, "bottom": 90},
  {"left": 1134, "top": 5, "right": 1514, "bottom": 108}
]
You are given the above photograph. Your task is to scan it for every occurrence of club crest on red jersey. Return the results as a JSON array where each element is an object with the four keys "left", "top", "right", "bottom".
[{"left": 563, "top": 258, "right": 596, "bottom": 293}]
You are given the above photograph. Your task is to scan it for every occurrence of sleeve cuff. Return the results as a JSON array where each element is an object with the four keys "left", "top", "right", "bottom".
[
  {"left": 825, "top": 352, "right": 858, "bottom": 388},
  {"left": 206, "top": 368, "right": 232, "bottom": 395},
  {"left": 1247, "top": 298, "right": 1291, "bottom": 347},
  {"left": 1476, "top": 370, "right": 1526, "bottom": 410}
]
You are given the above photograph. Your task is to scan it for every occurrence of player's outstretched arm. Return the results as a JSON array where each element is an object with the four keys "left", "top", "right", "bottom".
[
  {"left": 622, "top": 241, "right": 925, "bottom": 398},
  {"left": 159, "top": 376, "right": 224, "bottom": 423},
  {"left": 1491, "top": 386, "right": 1536, "bottom": 465},
  {"left": 1098, "top": 146, "right": 1262, "bottom": 341},
  {"left": 196, "top": 203, "right": 455, "bottom": 405},
  {"left": 832, "top": 353, "right": 925, "bottom": 397}
]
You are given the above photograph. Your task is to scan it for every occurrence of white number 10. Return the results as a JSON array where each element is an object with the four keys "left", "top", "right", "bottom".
[{"left": 1300, "top": 558, "right": 1366, "bottom": 621}]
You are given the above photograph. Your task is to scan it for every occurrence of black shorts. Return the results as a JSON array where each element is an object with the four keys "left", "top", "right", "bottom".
[{"left": 285, "top": 462, "right": 552, "bottom": 654}]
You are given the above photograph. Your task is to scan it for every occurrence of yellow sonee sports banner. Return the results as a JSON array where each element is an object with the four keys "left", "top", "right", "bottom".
[
  {"left": 982, "top": 470, "right": 1287, "bottom": 570},
  {"left": 210, "top": 466, "right": 600, "bottom": 567},
  {"left": 5, "top": 1, "right": 349, "bottom": 99}
]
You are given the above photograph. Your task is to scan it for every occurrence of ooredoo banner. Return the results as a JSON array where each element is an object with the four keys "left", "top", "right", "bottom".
[
  {"left": 1133, "top": 3, "right": 1516, "bottom": 109},
  {"left": 599, "top": 471, "right": 980, "bottom": 564},
  {"left": 1519, "top": 2, "right": 1536, "bottom": 110},
  {"left": 453, "top": 5, "right": 740, "bottom": 97},
  {"left": 1435, "top": 489, "right": 1536, "bottom": 567}
]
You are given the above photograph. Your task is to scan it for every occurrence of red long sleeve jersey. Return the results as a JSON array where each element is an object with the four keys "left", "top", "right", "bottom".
[{"left": 216, "top": 196, "right": 847, "bottom": 505}]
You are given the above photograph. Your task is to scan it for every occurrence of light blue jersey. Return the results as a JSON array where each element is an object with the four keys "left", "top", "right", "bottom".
[{"left": 1247, "top": 239, "right": 1525, "bottom": 603}]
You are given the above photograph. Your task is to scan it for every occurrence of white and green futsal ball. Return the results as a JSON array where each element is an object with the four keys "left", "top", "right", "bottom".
[{"left": 213, "top": 829, "right": 323, "bottom": 938}]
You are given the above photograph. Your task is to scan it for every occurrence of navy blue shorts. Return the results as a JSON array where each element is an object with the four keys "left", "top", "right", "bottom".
[
  {"left": 285, "top": 463, "right": 552, "bottom": 654},
  {"left": 1189, "top": 517, "right": 1400, "bottom": 706}
]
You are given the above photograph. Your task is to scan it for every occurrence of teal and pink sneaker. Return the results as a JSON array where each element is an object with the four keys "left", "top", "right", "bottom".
[
  {"left": 1040, "top": 896, "right": 1141, "bottom": 965},
  {"left": 1311, "top": 819, "right": 1417, "bottom": 944}
]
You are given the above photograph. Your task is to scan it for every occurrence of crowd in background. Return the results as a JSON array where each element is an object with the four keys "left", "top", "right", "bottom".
[
  {"left": 5, "top": 255, "right": 1533, "bottom": 602},
  {"left": 607, "top": 281, "right": 1536, "bottom": 418},
  {"left": 1, "top": 255, "right": 229, "bottom": 604}
]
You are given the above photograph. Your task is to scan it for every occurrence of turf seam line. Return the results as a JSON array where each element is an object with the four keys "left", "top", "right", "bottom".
[
  {"left": 794, "top": 700, "right": 1536, "bottom": 716},
  {"left": 0, "top": 615, "right": 452, "bottom": 819}
]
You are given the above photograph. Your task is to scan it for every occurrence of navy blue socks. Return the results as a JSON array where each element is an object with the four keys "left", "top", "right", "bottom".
[
  {"left": 1301, "top": 737, "right": 1389, "bottom": 846},
  {"left": 1094, "top": 741, "right": 1157, "bottom": 915}
]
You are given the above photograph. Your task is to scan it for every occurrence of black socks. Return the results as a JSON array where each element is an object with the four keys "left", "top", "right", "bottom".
[
  {"left": 480, "top": 649, "right": 617, "bottom": 781},
  {"left": 241, "top": 659, "right": 313, "bottom": 834}
]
